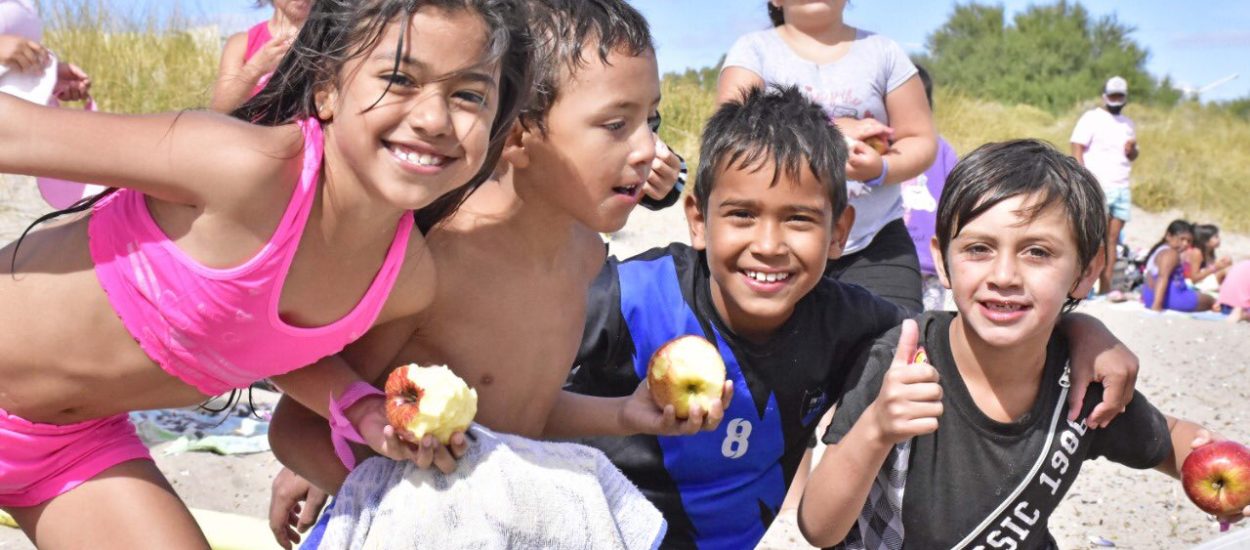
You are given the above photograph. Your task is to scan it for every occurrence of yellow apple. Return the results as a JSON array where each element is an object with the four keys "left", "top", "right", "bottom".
[
  {"left": 384, "top": 364, "right": 478, "bottom": 444},
  {"left": 647, "top": 335, "right": 727, "bottom": 419}
]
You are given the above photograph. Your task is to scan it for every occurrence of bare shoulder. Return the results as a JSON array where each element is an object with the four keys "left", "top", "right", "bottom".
[{"left": 389, "top": 229, "right": 440, "bottom": 317}]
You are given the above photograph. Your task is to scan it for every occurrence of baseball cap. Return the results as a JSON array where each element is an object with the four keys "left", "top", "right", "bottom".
[{"left": 1104, "top": 76, "right": 1128, "bottom": 96}]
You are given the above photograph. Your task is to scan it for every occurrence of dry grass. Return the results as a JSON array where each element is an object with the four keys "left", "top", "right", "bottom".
[{"left": 659, "top": 81, "right": 1250, "bottom": 232}]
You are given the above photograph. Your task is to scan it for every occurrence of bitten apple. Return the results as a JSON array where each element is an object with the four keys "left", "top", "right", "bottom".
[
  {"left": 384, "top": 364, "right": 478, "bottom": 445},
  {"left": 1181, "top": 440, "right": 1250, "bottom": 516},
  {"left": 647, "top": 335, "right": 727, "bottom": 419}
]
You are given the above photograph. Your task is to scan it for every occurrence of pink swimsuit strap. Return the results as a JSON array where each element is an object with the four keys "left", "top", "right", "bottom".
[
  {"left": 242, "top": 20, "right": 272, "bottom": 63},
  {"left": 89, "top": 118, "right": 416, "bottom": 395}
]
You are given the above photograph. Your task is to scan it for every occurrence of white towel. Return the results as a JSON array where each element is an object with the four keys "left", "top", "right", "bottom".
[{"left": 320, "top": 425, "right": 666, "bottom": 550}]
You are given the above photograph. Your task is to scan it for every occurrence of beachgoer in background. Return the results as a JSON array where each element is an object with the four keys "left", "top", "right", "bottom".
[
  {"left": 0, "top": 1, "right": 533, "bottom": 546},
  {"left": 900, "top": 64, "right": 956, "bottom": 311},
  {"left": 717, "top": 0, "right": 937, "bottom": 315},
  {"left": 1218, "top": 260, "right": 1250, "bottom": 323},
  {"left": 1142, "top": 220, "right": 1217, "bottom": 312},
  {"left": 1071, "top": 76, "right": 1138, "bottom": 296},
  {"left": 1183, "top": 223, "right": 1232, "bottom": 293},
  {"left": 209, "top": 0, "right": 310, "bottom": 113}
]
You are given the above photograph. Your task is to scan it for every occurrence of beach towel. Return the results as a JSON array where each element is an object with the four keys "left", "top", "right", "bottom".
[{"left": 319, "top": 425, "right": 666, "bottom": 550}]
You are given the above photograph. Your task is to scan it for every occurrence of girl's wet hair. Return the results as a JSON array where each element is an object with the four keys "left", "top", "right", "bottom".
[
  {"left": 935, "top": 139, "right": 1107, "bottom": 312},
  {"left": 235, "top": 0, "right": 535, "bottom": 232},
  {"left": 694, "top": 85, "right": 848, "bottom": 218},
  {"left": 521, "top": 0, "right": 653, "bottom": 133}
]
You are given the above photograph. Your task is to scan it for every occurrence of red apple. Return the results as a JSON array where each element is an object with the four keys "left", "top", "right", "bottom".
[
  {"left": 647, "top": 335, "right": 727, "bottom": 419},
  {"left": 1181, "top": 440, "right": 1250, "bottom": 516},
  {"left": 384, "top": 364, "right": 478, "bottom": 444}
]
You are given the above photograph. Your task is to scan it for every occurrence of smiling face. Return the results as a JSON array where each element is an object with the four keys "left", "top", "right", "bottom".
[
  {"left": 515, "top": 46, "right": 661, "bottom": 233},
  {"left": 319, "top": 7, "right": 500, "bottom": 211},
  {"left": 688, "top": 158, "right": 852, "bottom": 340},
  {"left": 934, "top": 193, "right": 1100, "bottom": 349}
]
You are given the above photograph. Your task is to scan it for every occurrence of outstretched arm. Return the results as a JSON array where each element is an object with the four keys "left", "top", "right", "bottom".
[
  {"left": 0, "top": 93, "right": 300, "bottom": 206},
  {"left": 543, "top": 380, "right": 731, "bottom": 440}
]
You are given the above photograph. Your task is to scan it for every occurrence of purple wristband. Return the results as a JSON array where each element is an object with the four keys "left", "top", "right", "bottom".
[
  {"left": 328, "top": 381, "right": 385, "bottom": 471},
  {"left": 865, "top": 157, "right": 889, "bottom": 187}
]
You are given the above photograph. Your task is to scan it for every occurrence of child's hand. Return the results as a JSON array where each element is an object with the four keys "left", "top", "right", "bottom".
[
  {"left": 867, "top": 320, "right": 942, "bottom": 445},
  {"left": 845, "top": 140, "right": 885, "bottom": 183},
  {"left": 350, "top": 396, "right": 470, "bottom": 474},
  {"left": 0, "top": 34, "right": 48, "bottom": 73},
  {"left": 54, "top": 62, "right": 91, "bottom": 102},
  {"left": 619, "top": 378, "right": 734, "bottom": 436},
  {"left": 833, "top": 116, "right": 893, "bottom": 143},
  {"left": 1217, "top": 256, "right": 1233, "bottom": 269},
  {"left": 643, "top": 135, "right": 682, "bottom": 201},
  {"left": 268, "top": 468, "right": 328, "bottom": 550},
  {"left": 246, "top": 31, "right": 296, "bottom": 76}
]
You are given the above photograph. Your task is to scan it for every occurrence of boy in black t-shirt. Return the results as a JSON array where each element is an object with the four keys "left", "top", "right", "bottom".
[
  {"left": 549, "top": 89, "right": 1145, "bottom": 550},
  {"left": 799, "top": 140, "right": 1250, "bottom": 549}
]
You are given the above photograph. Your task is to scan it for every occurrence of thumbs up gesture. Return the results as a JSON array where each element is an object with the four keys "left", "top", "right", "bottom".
[{"left": 867, "top": 319, "right": 944, "bottom": 444}]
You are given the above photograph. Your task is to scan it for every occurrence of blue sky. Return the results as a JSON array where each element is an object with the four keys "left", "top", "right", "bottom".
[{"left": 139, "top": 0, "right": 1249, "bottom": 102}]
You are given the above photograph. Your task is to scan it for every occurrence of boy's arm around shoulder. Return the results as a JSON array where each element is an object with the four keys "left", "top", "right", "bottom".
[
  {"left": 799, "top": 320, "right": 943, "bottom": 547},
  {"left": 1059, "top": 313, "right": 1140, "bottom": 428},
  {"left": 0, "top": 92, "right": 302, "bottom": 208}
]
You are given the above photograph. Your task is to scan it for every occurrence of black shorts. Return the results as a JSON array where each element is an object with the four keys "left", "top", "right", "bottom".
[{"left": 826, "top": 218, "right": 923, "bottom": 316}]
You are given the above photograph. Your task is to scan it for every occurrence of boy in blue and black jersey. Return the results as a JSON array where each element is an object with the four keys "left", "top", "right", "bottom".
[{"left": 546, "top": 86, "right": 1143, "bottom": 550}]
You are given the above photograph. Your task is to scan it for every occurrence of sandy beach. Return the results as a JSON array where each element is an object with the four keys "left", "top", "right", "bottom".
[{"left": 1, "top": 175, "right": 1247, "bottom": 549}]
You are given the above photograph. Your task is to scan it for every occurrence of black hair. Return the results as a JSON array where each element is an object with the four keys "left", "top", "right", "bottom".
[
  {"left": 235, "top": 0, "right": 535, "bottom": 232},
  {"left": 935, "top": 139, "right": 1106, "bottom": 312},
  {"left": 1145, "top": 219, "right": 1195, "bottom": 267},
  {"left": 1193, "top": 223, "right": 1220, "bottom": 267},
  {"left": 915, "top": 63, "right": 933, "bottom": 110},
  {"left": 694, "top": 84, "right": 847, "bottom": 218},
  {"left": 520, "top": 0, "right": 653, "bottom": 133},
  {"left": 767, "top": 3, "right": 784, "bottom": 26}
]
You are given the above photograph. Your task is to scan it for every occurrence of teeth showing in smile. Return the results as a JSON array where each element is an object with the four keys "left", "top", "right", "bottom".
[
  {"left": 745, "top": 270, "right": 790, "bottom": 283},
  {"left": 389, "top": 144, "right": 448, "bottom": 167},
  {"left": 984, "top": 301, "right": 1024, "bottom": 312}
]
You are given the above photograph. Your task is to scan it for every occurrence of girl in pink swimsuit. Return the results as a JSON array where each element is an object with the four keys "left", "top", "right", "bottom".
[
  {"left": 209, "top": 0, "right": 311, "bottom": 113},
  {"left": 0, "top": 0, "right": 533, "bottom": 546}
]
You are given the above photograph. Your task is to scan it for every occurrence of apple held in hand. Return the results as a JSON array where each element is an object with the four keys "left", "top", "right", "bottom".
[
  {"left": 647, "top": 335, "right": 727, "bottom": 419},
  {"left": 1181, "top": 440, "right": 1250, "bottom": 516},
  {"left": 862, "top": 135, "right": 890, "bottom": 155},
  {"left": 384, "top": 364, "right": 478, "bottom": 444}
]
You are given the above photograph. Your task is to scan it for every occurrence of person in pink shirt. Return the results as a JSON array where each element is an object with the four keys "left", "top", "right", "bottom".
[
  {"left": 1071, "top": 76, "right": 1139, "bottom": 296},
  {"left": 1218, "top": 260, "right": 1250, "bottom": 323},
  {"left": 209, "top": 0, "right": 310, "bottom": 113}
]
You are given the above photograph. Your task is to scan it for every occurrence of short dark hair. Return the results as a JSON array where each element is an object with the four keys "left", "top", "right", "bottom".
[
  {"left": 694, "top": 85, "right": 848, "bottom": 218},
  {"left": 935, "top": 139, "right": 1106, "bottom": 311},
  {"left": 520, "top": 0, "right": 653, "bottom": 132}
]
